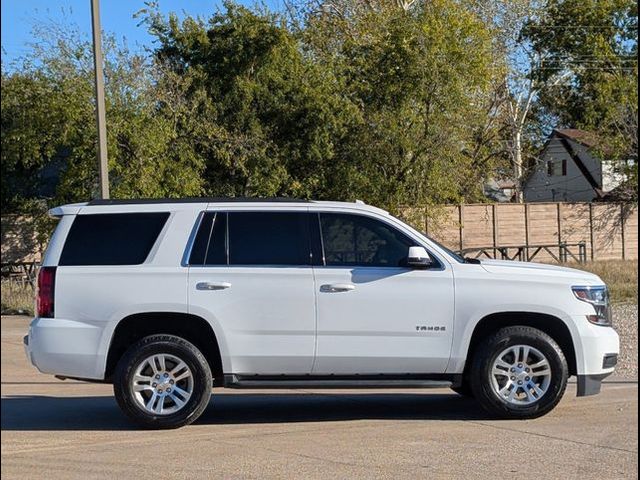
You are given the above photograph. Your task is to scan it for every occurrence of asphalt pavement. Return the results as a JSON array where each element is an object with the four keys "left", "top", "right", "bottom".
[{"left": 1, "top": 316, "right": 637, "bottom": 479}]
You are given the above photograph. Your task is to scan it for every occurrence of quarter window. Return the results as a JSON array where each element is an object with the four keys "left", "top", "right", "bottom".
[
  {"left": 60, "top": 212, "right": 169, "bottom": 266},
  {"left": 319, "top": 213, "right": 415, "bottom": 267}
]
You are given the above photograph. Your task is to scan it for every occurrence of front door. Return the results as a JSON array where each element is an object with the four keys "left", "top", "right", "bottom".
[
  {"left": 312, "top": 212, "right": 455, "bottom": 374},
  {"left": 188, "top": 209, "right": 316, "bottom": 375}
]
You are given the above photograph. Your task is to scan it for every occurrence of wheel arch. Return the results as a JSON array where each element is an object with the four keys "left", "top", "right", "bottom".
[
  {"left": 463, "top": 312, "right": 578, "bottom": 377},
  {"left": 105, "top": 312, "right": 224, "bottom": 386}
]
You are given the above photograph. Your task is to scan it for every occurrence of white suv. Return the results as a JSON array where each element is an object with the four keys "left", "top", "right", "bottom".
[{"left": 24, "top": 198, "right": 619, "bottom": 428}]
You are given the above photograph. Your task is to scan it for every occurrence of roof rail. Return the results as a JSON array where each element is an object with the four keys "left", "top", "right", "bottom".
[{"left": 86, "top": 197, "right": 311, "bottom": 206}]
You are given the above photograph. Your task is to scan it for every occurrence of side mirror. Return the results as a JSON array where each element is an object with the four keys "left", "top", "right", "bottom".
[{"left": 407, "top": 246, "right": 432, "bottom": 268}]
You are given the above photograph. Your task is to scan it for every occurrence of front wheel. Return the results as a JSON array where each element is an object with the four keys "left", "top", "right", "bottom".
[
  {"left": 114, "top": 334, "right": 212, "bottom": 429},
  {"left": 470, "top": 326, "right": 568, "bottom": 419}
]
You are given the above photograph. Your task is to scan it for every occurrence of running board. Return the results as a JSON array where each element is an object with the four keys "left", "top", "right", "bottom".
[{"left": 224, "top": 374, "right": 457, "bottom": 389}]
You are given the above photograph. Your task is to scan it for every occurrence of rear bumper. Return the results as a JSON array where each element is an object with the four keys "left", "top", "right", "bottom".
[
  {"left": 23, "top": 334, "right": 30, "bottom": 362},
  {"left": 24, "top": 317, "right": 106, "bottom": 380}
]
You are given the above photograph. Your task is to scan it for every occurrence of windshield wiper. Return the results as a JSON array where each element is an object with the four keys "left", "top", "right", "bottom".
[{"left": 463, "top": 257, "right": 481, "bottom": 264}]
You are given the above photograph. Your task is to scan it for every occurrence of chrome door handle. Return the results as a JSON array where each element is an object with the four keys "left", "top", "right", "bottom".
[
  {"left": 321, "top": 283, "right": 356, "bottom": 293},
  {"left": 196, "top": 281, "right": 232, "bottom": 291}
]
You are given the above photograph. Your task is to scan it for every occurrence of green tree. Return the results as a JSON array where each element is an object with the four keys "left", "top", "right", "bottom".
[
  {"left": 524, "top": 0, "right": 638, "bottom": 197},
  {"left": 2, "top": 1, "right": 519, "bottom": 215},
  {"left": 304, "top": 0, "right": 497, "bottom": 208},
  {"left": 1, "top": 21, "right": 206, "bottom": 212},
  {"left": 1, "top": 69, "right": 65, "bottom": 209},
  {"left": 142, "top": 3, "right": 357, "bottom": 199},
  {"left": 141, "top": 0, "right": 500, "bottom": 208}
]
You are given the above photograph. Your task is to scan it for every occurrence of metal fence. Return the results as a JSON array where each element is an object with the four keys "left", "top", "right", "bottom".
[{"left": 459, "top": 241, "right": 588, "bottom": 263}]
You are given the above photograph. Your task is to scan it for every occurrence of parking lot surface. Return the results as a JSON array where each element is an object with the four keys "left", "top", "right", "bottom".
[{"left": 2, "top": 316, "right": 637, "bottom": 479}]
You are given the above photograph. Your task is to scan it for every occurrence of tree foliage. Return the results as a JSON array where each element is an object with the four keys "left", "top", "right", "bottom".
[
  {"left": 142, "top": 4, "right": 357, "bottom": 199},
  {"left": 524, "top": 0, "right": 638, "bottom": 194},
  {"left": 1, "top": 0, "right": 637, "bottom": 213},
  {"left": 139, "top": 0, "right": 498, "bottom": 208},
  {"left": 314, "top": 0, "right": 497, "bottom": 206},
  {"left": 1, "top": 22, "right": 205, "bottom": 211}
]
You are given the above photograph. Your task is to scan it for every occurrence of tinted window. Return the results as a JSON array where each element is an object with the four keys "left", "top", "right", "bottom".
[
  {"left": 188, "top": 212, "right": 213, "bottom": 265},
  {"left": 309, "top": 213, "right": 324, "bottom": 266},
  {"left": 189, "top": 212, "right": 227, "bottom": 265},
  {"left": 60, "top": 212, "right": 169, "bottom": 266},
  {"left": 320, "top": 213, "right": 415, "bottom": 267},
  {"left": 228, "top": 212, "right": 309, "bottom": 265},
  {"left": 206, "top": 212, "right": 227, "bottom": 265}
]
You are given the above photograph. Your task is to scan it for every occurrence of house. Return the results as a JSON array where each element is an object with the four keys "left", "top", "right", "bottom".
[
  {"left": 483, "top": 178, "right": 516, "bottom": 203},
  {"left": 523, "top": 128, "right": 626, "bottom": 202}
]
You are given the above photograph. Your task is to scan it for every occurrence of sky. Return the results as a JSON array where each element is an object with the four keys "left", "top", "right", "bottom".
[{"left": 1, "top": 0, "right": 281, "bottom": 64}]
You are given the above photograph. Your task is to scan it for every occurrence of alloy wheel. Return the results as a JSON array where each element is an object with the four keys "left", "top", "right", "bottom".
[
  {"left": 490, "top": 344, "right": 552, "bottom": 405},
  {"left": 131, "top": 353, "right": 194, "bottom": 415}
]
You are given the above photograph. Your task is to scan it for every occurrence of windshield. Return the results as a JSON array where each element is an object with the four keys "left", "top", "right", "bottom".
[
  {"left": 398, "top": 221, "right": 466, "bottom": 263},
  {"left": 424, "top": 236, "right": 465, "bottom": 263}
]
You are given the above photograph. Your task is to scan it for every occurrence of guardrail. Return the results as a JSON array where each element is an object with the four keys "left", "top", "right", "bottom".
[{"left": 459, "top": 241, "right": 588, "bottom": 264}]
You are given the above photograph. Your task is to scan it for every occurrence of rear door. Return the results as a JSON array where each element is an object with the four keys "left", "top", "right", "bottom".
[{"left": 188, "top": 209, "right": 316, "bottom": 375}]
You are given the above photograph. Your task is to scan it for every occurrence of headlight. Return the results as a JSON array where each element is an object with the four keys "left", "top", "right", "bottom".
[{"left": 572, "top": 286, "right": 612, "bottom": 326}]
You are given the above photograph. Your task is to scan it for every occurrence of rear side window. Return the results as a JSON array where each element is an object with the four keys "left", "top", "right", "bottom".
[
  {"left": 228, "top": 212, "right": 309, "bottom": 265},
  {"left": 189, "top": 211, "right": 311, "bottom": 266},
  {"left": 59, "top": 212, "right": 169, "bottom": 266},
  {"left": 189, "top": 212, "right": 227, "bottom": 265}
]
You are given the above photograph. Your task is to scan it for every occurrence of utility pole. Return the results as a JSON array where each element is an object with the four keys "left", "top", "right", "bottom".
[{"left": 91, "top": 0, "right": 110, "bottom": 199}]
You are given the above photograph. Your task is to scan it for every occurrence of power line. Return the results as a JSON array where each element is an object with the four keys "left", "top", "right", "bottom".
[{"left": 525, "top": 25, "right": 637, "bottom": 29}]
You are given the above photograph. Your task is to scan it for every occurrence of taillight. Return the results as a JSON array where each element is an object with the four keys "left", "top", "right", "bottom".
[{"left": 37, "top": 266, "right": 56, "bottom": 318}]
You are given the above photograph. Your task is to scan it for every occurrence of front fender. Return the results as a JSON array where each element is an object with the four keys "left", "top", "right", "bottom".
[{"left": 445, "top": 304, "right": 584, "bottom": 375}]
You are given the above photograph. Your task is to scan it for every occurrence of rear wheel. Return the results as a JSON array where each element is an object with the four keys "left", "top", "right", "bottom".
[
  {"left": 114, "top": 334, "right": 212, "bottom": 429},
  {"left": 470, "top": 326, "right": 568, "bottom": 419}
]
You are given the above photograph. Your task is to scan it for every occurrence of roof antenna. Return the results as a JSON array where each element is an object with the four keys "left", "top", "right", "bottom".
[{"left": 355, "top": 199, "right": 365, "bottom": 205}]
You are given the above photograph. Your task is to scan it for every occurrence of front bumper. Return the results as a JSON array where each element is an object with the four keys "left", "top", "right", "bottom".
[
  {"left": 572, "top": 316, "right": 619, "bottom": 370},
  {"left": 577, "top": 371, "right": 615, "bottom": 397},
  {"left": 24, "top": 317, "right": 106, "bottom": 380},
  {"left": 571, "top": 314, "right": 619, "bottom": 396}
]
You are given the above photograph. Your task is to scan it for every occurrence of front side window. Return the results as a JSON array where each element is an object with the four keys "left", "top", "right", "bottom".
[
  {"left": 319, "top": 213, "right": 416, "bottom": 267},
  {"left": 60, "top": 212, "right": 169, "bottom": 266}
]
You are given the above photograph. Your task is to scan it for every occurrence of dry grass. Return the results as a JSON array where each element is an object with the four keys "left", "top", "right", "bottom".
[
  {"left": 565, "top": 260, "right": 638, "bottom": 304},
  {"left": 1, "top": 279, "right": 34, "bottom": 316}
]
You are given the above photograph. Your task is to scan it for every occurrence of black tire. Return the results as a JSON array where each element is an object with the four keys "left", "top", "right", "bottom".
[
  {"left": 114, "top": 334, "right": 212, "bottom": 429},
  {"left": 470, "top": 326, "right": 568, "bottom": 419}
]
